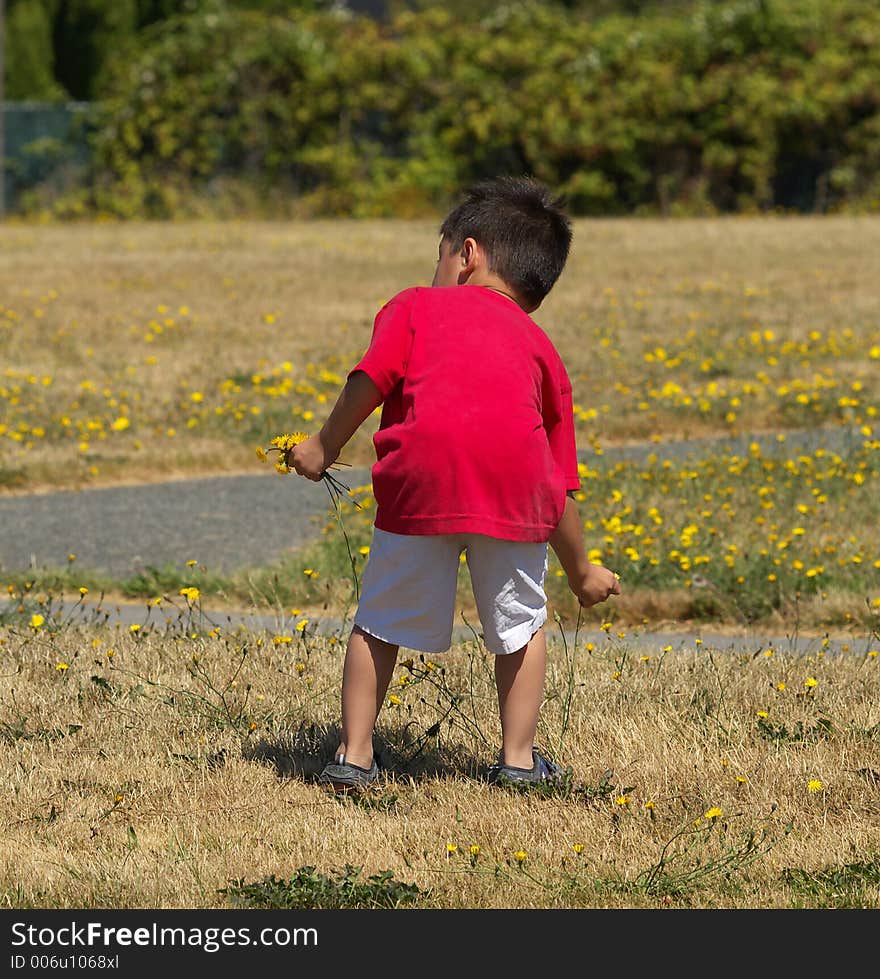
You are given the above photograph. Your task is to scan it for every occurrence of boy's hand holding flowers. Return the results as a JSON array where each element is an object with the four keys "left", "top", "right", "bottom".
[
  {"left": 256, "top": 431, "right": 356, "bottom": 506},
  {"left": 570, "top": 563, "right": 621, "bottom": 609},
  {"left": 255, "top": 431, "right": 310, "bottom": 474},
  {"left": 287, "top": 433, "right": 338, "bottom": 482}
]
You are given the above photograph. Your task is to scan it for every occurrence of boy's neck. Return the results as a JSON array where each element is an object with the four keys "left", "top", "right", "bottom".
[{"left": 467, "top": 273, "right": 535, "bottom": 312}]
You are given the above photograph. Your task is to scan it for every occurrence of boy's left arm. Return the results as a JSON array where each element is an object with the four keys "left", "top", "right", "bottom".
[
  {"left": 549, "top": 493, "right": 621, "bottom": 608},
  {"left": 289, "top": 370, "right": 382, "bottom": 480}
]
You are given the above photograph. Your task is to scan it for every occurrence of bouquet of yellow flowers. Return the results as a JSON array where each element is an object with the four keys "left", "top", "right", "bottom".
[
  {"left": 257, "top": 430, "right": 362, "bottom": 599},
  {"left": 256, "top": 431, "right": 359, "bottom": 508},
  {"left": 255, "top": 431, "right": 308, "bottom": 474}
]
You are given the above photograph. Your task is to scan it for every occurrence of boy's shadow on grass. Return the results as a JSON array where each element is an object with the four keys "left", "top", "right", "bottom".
[{"left": 243, "top": 721, "right": 487, "bottom": 785}]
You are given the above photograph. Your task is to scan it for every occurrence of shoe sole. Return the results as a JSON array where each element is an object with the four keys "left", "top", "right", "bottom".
[{"left": 318, "top": 778, "right": 375, "bottom": 794}]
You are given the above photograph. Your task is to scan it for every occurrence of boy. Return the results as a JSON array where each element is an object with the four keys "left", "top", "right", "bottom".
[{"left": 290, "top": 176, "right": 620, "bottom": 791}]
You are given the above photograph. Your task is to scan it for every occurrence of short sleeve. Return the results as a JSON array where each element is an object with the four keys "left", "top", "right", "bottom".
[{"left": 349, "top": 291, "right": 415, "bottom": 398}]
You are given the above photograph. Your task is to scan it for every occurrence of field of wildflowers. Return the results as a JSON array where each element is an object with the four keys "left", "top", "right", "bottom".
[
  {"left": 1, "top": 216, "right": 878, "bottom": 635},
  {"left": 1, "top": 217, "right": 878, "bottom": 909}
]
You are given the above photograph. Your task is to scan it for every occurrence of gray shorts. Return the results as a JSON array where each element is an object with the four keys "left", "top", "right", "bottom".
[{"left": 353, "top": 528, "right": 549, "bottom": 655}]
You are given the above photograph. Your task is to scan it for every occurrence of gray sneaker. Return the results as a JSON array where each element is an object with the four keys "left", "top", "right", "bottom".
[
  {"left": 486, "top": 746, "right": 569, "bottom": 789},
  {"left": 317, "top": 753, "right": 379, "bottom": 793}
]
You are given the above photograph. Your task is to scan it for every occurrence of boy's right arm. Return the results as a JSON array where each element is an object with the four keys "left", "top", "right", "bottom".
[
  {"left": 549, "top": 494, "right": 621, "bottom": 608},
  {"left": 289, "top": 370, "right": 382, "bottom": 481}
]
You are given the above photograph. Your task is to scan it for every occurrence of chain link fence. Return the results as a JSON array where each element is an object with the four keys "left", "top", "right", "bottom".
[{"left": 2, "top": 101, "right": 93, "bottom": 212}]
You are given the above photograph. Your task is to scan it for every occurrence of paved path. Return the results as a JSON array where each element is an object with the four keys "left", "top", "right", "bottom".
[
  {"left": 5, "top": 593, "right": 866, "bottom": 657},
  {"left": 0, "top": 469, "right": 371, "bottom": 579},
  {"left": 2, "top": 425, "right": 862, "bottom": 579},
  {"left": 0, "top": 425, "right": 871, "bottom": 655}
]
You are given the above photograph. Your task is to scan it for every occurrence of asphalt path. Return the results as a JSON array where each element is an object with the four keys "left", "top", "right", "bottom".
[
  {"left": 3, "top": 426, "right": 863, "bottom": 579},
  {"left": 0, "top": 468, "right": 372, "bottom": 579}
]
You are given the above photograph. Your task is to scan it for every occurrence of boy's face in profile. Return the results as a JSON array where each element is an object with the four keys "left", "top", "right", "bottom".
[{"left": 431, "top": 237, "right": 461, "bottom": 288}]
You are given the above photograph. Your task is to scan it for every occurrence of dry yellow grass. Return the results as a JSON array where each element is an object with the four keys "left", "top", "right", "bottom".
[{"left": 2, "top": 619, "right": 878, "bottom": 909}]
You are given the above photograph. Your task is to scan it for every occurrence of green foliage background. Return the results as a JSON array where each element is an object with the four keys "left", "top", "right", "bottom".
[{"left": 6, "top": 0, "right": 880, "bottom": 217}]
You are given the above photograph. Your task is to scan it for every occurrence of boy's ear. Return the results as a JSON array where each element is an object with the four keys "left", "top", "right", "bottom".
[{"left": 458, "top": 237, "right": 482, "bottom": 280}]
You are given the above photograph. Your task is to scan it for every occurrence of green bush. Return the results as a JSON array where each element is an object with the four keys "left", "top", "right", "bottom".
[{"left": 40, "top": 0, "right": 880, "bottom": 218}]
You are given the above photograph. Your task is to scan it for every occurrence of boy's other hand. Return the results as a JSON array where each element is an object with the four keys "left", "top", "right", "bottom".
[
  {"left": 289, "top": 434, "right": 336, "bottom": 481},
  {"left": 570, "top": 564, "right": 621, "bottom": 608}
]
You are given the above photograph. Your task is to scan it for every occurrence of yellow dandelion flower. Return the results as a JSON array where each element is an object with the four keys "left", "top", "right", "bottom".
[
  {"left": 387, "top": 694, "right": 401, "bottom": 706},
  {"left": 868, "top": 650, "right": 878, "bottom": 659},
  {"left": 294, "top": 663, "right": 306, "bottom": 673},
  {"left": 612, "top": 670, "right": 621, "bottom": 681},
  {"left": 513, "top": 850, "right": 527, "bottom": 864},
  {"left": 255, "top": 446, "right": 268, "bottom": 462},
  {"left": 704, "top": 807, "right": 723, "bottom": 820},
  {"left": 470, "top": 845, "right": 480, "bottom": 857},
  {"left": 644, "top": 800, "right": 655, "bottom": 811},
  {"left": 129, "top": 623, "right": 141, "bottom": 633},
  {"left": 295, "top": 619, "right": 308, "bottom": 632},
  {"left": 55, "top": 662, "right": 68, "bottom": 672},
  {"left": 68, "top": 553, "right": 76, "bottom": 562},
  {"left": 303, "top": 568, "right": 318, "bottom": 579},
  {"left": 446, "top": 843, "right": 457, "bottom": 854},
  {"left": 736, "top": 776, "right": 748, "bottom": 784},
  {"left": 272, "top": 635, "right": 293, "bottom": 645},
  {"left": 186, "top": 559, "right": 198, "bottom": 567},
  {"left": 615, "top": 795, "right": 631, "bottom": 806},
  {"left": 776, "top": 682, "right": 786, "bottom": 691},
  {"left": 756, "top": 710, "right": 768, "bottom": 718},
  {"left": 807, "top": 779, "right": 823, "bottom": 793},
  {"left": 804, "top": 676, "right": 818, "bottom": 688},
  {"left": 572, "top": 843, "right": 585, "bottom": 854},
  {"left": 29, "top": 614, "right": 44, "bottom": 629},
  {"left": 79, "top": 586, "right": 89, "bottom": 595}
]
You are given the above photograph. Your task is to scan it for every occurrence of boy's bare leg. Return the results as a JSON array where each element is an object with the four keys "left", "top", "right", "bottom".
[
  {"left": 334, "top": 626, "right": 399, "bottom": 769},
  {"left": 494, "top": 628, "right": 547, "bottom": 770}
]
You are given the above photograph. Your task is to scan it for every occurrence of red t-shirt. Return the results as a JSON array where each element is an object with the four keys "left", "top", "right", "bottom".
[{"left": 351, "top": 285, "right": 580, "bottom": 542}]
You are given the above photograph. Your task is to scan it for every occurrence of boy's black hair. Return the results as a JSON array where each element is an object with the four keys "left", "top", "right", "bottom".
[{"left": 439, "top": 175, "right": 572, "bottom": 309}]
